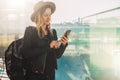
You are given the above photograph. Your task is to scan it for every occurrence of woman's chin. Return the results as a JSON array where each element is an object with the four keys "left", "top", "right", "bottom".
[{"left": 45, "top": 22, "right": 50, "bottom": 25}]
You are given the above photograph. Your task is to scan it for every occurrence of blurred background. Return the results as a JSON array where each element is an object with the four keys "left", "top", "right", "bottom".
[{"left": 0, "top": 0, "right": 120, "bottom": 80}]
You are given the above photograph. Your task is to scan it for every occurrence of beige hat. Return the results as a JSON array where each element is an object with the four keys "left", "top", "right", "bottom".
[{"left": 31, "top": 1, "right": 56, "bottom": 22}]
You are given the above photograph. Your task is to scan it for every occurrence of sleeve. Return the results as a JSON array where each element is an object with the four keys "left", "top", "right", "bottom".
[
  {"left": 52, "top": 29, "right": 68, "bottom": 58},
  {"left": 22, "top": 26, "right": 51, "bottom": 59}
]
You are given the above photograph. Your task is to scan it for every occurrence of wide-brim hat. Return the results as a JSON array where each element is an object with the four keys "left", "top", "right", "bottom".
[{"left": 31, "top": 1, "right": 56, "bottom": 22}]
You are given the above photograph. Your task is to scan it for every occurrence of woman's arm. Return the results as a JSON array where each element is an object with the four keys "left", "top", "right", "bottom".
[
  {"left": 52, "top": 29, "right": 68, "bottom": 58},
  {"left": 55, "top": 43, "right": 68, "bottom": 58}
]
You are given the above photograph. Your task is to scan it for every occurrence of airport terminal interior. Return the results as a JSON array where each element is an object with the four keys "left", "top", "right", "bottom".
[{"left": 0, "top": 0, "right": 120, "bottom": 80}]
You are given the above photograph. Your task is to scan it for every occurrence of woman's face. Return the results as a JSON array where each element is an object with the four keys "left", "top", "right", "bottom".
[{"left": 42, "top": 8, "right": 51, "bottom": 26}]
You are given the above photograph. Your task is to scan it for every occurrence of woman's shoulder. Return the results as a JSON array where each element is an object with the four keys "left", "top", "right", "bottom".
[
  {"left": 52, "top": 28, "right": 57, "bottom": 35},
  {"left": 25, "top": 26, "right": 37, "bottom": 32},
  {"left": 52, "top": 28, "right": 56, "bottom": 32},
  {"left": 26, "top": 26, "right": 36, "bottom": 30},
  {"left": 24, "top": 26, "right": 37, "bottom": 36}
]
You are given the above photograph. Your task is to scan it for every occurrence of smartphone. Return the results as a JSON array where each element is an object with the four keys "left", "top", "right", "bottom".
[{"left": 64, "top": 30, "right": 71, "bottom": 37}]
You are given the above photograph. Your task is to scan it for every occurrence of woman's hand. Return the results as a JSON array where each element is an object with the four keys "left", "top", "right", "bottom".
[
  {"left": 50, "top": 40, "right": 59, "bottom": 49},
  {"left": 60, "top": 36, "right": 69, "bottom": 46}
]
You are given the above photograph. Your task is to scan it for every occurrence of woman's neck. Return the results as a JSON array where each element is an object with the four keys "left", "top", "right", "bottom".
[{"left": 42, "top": 25, "right": 48, "bottom": 35}]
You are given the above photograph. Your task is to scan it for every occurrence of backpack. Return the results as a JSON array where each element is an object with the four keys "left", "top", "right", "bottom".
[{"left": 5, "top": 38, "right": 25, "bottom": 80}]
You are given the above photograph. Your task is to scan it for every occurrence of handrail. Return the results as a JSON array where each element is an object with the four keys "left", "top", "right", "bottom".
[{"left": 81, "top": 6, "right": 120, "bottom": 19}]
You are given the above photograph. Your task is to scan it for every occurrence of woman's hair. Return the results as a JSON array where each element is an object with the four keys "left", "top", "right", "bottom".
[{"left": 35, "top": 7, "right": 53, "bottom": 38}]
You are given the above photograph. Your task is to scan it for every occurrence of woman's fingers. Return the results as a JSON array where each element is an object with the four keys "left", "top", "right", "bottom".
[
  {"left": 61, "top": 36, "right": 68, "bottom": 41},
  {"left": 50, "top": 40, "right": 59, "bottom": 49},
  {"left": 60, "top": 36, "right": 69, "bottom": 45},
  {"left": 50, "top": 35, "right": 69, "bottom": 48},
  {"left": 54, "top": 41, "right": 59, "bottom": 48}
]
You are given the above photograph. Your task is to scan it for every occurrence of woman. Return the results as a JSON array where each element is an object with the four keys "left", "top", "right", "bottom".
[{"left": 22, "top": 1, "right": 69, "bottom": 80}]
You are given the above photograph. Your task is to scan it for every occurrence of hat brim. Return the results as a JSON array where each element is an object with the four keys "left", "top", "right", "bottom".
[{"left": 31, "top": 2, "right": 56, "bottom": 22}]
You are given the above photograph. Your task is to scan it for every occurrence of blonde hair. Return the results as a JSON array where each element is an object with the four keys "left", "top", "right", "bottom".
[{"left": 35, "top": 11, "right": 53, "bottom": 38}]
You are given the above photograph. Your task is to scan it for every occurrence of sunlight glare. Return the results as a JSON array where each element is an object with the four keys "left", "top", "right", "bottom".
[{"left": 6, "top": 0, "right": 26, "bottom": 9}]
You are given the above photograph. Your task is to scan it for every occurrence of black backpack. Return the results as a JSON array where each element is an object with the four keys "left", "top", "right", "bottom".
[{"left": 5, "top": 38, "right": 25, "bottom": 80}]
